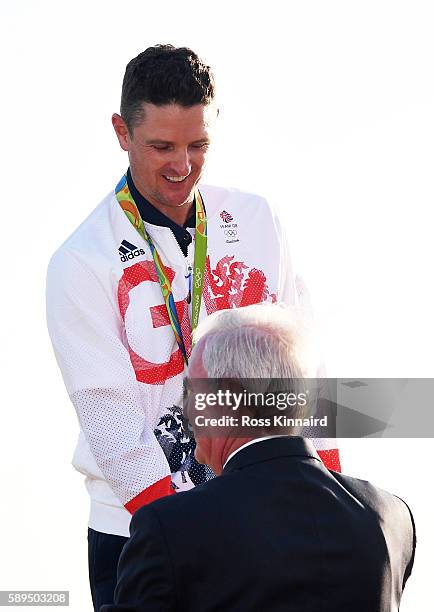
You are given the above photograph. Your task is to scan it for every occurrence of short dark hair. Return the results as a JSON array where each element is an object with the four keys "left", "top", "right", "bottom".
[{"left": 120, "top": 44, "right": 215, "bottom": 132}]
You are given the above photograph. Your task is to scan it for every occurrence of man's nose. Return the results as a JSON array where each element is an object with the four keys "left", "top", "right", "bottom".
[{"left": 170, "top": 149, "right": 192, "bottom": 176}]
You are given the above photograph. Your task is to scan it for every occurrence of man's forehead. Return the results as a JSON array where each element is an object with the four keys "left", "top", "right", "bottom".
[{"left": 136, "top": 101, "right": 217, "bottom": 130}]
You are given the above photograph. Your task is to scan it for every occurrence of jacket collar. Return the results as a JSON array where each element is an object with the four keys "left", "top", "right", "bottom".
[{"left": 222, "top": 436, "right": 322, "bottom": 474}]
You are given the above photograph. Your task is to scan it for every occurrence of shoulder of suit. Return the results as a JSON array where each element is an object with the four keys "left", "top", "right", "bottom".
[{"left": 331, "top": 470, "right": 413, "bottom": 522}]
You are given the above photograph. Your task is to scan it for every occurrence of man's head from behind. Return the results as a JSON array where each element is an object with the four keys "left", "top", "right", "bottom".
[
  {"left": 112, "top": 45, "right": 217, "bottom": 218},
  {"left": 187, "top": 304, "right": 319, "bottom": 474}
]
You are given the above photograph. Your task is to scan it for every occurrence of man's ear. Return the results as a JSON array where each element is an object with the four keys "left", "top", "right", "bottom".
[{"left": 112, "top": 113, "right": 130, "bottom": 151}]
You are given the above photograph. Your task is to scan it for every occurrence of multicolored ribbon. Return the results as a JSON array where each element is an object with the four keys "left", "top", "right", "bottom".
[{"left": 115, "top": 174, "right": 207, "bottom": 365}]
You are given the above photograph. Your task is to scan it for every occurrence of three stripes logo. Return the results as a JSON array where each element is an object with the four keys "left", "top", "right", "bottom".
[{"left": 118, "top": 240, "right": 145, "bottom": 262}]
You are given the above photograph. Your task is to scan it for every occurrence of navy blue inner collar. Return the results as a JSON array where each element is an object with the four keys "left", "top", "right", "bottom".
[{"left": 126, "top": 168, "right": 195, "bottom": 256}]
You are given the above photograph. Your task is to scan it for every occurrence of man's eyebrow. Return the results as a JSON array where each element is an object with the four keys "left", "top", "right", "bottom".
[
  {"left": 145, "top": 139, "right": 173, "bottom": 145},
  {"left": 145, "top": 138, "right": 210, "bottom": 145}
]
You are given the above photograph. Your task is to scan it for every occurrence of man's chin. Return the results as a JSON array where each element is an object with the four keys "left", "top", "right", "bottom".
[
  {"left": 154, "top": 192, "right": 192, "bottom": 212},
  {"left": 159, "top": 178, "right": 199, "bottom": 205}
]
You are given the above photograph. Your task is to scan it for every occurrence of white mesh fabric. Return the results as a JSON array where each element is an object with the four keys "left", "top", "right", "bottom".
[
  {"left": 47, "top": 247, "right": 170, "bottom": 506},
  {"left": 72, "top": 388, "right": 168, "bottom": 503}
]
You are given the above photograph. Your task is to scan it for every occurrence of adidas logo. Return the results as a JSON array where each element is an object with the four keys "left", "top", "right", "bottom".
[{"left": 118, "top": 240, "right": 145, "bottom": 262}]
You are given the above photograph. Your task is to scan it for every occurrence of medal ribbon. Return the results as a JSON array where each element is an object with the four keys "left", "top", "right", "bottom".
[{"left": 115, "top": 174, "right": 207, "bottom": 365}]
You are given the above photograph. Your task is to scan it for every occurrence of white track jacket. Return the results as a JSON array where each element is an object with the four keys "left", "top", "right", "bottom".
[{"left": 46, "top": 184, "right": 340, "bottom": 536}]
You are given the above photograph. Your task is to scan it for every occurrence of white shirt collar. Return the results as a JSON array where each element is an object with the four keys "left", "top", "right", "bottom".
[{"left": 223, "top": 435, "right": 289, "bottom": 470}]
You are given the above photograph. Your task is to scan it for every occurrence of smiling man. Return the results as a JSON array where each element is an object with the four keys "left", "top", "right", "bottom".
[
  {"left": 112, "top": 99, "right": 216, "bottom": 226},
  {"left": 46, "top": 45, "right": 340, "bottom": 610}
]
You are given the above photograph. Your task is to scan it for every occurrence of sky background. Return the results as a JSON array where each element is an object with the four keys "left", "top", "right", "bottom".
[{"left": 0, "top": 1, "right": 433, "bottom": 609}]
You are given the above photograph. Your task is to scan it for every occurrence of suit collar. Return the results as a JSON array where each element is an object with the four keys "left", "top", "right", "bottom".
[{"left": 222, "top": 437, "right": 322, "bottom": 474}]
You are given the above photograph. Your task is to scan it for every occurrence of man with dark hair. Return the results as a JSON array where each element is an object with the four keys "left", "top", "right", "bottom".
[
  {"left": 46, "top": 44, "right": 340, "bottom": 610},
  {"left": 120, "top": 45, "right": 215, "bottom": 131}
]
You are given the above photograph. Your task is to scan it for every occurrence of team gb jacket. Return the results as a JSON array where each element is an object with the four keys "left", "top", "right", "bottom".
[{"left": 46, "top": 183, "right": 340, "bottom": 537}]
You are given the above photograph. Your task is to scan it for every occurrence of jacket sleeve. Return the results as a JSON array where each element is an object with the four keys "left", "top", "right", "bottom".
[
  {"left": 46, "top": 248, "right": 173, "bottom": 512},
  {"left": 102, "top": 505, "right": 177, "bottom": 612},
  {"left": 398, "top": 496, "right": 417, "bottom": 590}
]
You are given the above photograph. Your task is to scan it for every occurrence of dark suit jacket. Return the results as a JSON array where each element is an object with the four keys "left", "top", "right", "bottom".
[{"left": 102, "top": 437, "right": 416, "bottom": 612}]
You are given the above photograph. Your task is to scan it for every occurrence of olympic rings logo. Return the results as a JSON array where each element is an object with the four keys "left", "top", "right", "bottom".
[{"left": 224, "top": 229, "right": 238, "bottom": 237}]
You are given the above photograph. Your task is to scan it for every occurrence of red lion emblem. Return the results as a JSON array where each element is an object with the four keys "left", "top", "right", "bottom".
[
  {"left": 203, "top": 255, "right": 277, "bottom": 313},
  {"left": 219, "top": 210, "right": 233, "bottom": 223}
]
